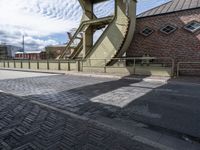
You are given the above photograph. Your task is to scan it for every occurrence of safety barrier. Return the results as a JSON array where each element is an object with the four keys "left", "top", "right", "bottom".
[
  {"left": 82, "top": 57, "right": 175, "bottom": 77},
  {"left": 0, "top": 60, "right": 78, "bottom": 71},
  {"left": 0, "top": 57, "right": 175, "bottom": 77},
  {"left": 177, "top": 62, "right": 200, "bottom": 77}
]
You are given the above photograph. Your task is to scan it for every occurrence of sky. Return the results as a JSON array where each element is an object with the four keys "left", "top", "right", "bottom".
[{"left": 0, "top": 0, "right": 170, "bottom": 51}]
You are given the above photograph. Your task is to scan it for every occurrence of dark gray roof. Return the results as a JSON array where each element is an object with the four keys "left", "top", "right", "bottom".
[{"left": 137, "top": 0, "right": 200, "bottom": 18}]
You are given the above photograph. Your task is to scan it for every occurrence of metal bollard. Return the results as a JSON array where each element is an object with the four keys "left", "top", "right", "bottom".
[
  {"left": 28, "top": 61, "right": 31, "bottom": 69},
  {"left": 58, "top": 61, "right": 61, "bottom": 70},
  {"left": 37, "top": 61, "right": 39, "bottom": 70},
  {"left": 47, "top": 60, "right": 50, "bottom": 70},
  {"left": 67, "top": 62, "right": 71, "bottom": 71}
]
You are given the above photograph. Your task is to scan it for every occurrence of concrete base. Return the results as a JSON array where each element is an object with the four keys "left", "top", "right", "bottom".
[{"left": 83, "top": 66, "right": 172, "bottom": 77}]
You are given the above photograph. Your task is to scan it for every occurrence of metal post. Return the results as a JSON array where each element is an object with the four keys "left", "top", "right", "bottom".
[
  {"left": 67, "top": 62, "right": 71, "bottom": 71},
  {"left": 37, "top": 61, "right": 39, "bottom": 70},
  {"left": 104, "top": 59, "right": 107, "bottom": 73},
  {"left": 89, "top": 59, "right": 91, "bottom": 67},
  {"left": 80, "top": 61, "right": 83, "bottom": 72},
  {"left": 58, "top": 61, "right": 61, "bottom": 70},
  {"left": 28, "top": 60, "right": 31, "bottom": 69},
  {"left": 3, "top": 61, "right": 5, "bottom": 68},
  {"left": 14, "top": 60, "right": 16, "bottom": 68},
  {"left": 133, "top": 59, "right": 136, "bottom": 74},
  {"left": 171, "top": 59, "right": 175, "bottom": 77},
  {"left": 7, "top": 61, "right": 9, "bottom": 68},
  {"left": 47, "top": 60, "right": 50, "bottom": 70},
  {"left": 21, "top": 61, "right": 23, "bottom": 68},
  {"left": 104, "top": 66, "right": 107, "bottom": 73},
  {"left": 177, "top": 62, "right": 180, "bottom": 77},
  {"left": 77, "top": 60, "right": 81, "bottom": 72},
  {"left": 82, "top": 60, "right": 84, "bottom": 72}
]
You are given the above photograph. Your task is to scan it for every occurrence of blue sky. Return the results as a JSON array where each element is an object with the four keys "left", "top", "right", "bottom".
[{"left": 0, "top": 0, "right": 170, "bottom": 51}]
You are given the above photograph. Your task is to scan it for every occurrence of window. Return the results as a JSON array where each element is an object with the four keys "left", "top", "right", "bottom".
[
  {"left": 141, "top": 27, "right": 154, "bottom": 37},
  {"left": 184, "top": 21, "right": 200, "bottom": 33},
  {"left": 160, "top": 24, "right": 177, "bottom": 35}
]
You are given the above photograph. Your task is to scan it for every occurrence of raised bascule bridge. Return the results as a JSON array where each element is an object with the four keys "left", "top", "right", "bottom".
[
  {"left": 0, "top": 0, "right": 174, "bottom": 76},
  {"left": 59, "top": 0, "right": 136, "bottom": 67}
]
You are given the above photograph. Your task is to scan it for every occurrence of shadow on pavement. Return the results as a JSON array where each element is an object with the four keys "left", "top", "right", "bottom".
[{"left": 20, "top": 75, "right": 200, "bottom": 143}]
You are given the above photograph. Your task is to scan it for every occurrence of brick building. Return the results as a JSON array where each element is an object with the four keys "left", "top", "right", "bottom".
[
  {"left": 15, "top": 51, "right": 46, "bottom": 60},
  {"left": 127, "top": 0, "right": 200, "bottom": 64}
]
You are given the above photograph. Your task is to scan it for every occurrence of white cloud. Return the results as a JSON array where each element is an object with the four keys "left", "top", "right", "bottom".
[
  {"left": 0, "top": 0, "right": 82, "bottom": 50},
  {"left": 0, "top": 0, "right": 168, "bottom": 50},
  {"left": 0, "top": 0, "right": 82, "bottom": 35},
  {"left": 23, "top": 36, "right": 59, "bottom": 50}
]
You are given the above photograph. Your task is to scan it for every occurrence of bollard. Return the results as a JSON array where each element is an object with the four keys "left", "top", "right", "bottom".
[
  {"left": 37, "top": 61, "right": 39, "bottom": 70},
  {"left": 47, "top": 60, "right": 50, "bottom": 70},
  {"left": 58, "top": 61, "right": 61, "bottom": 70},
  {"left": 67, "top": 62, "right": 71, "bottom": 71},
  {"left": 14, "top": 60, "right": 16, "bottom": 68},
  {"left": 104, "top": 66, "right": 107, "bottom": 73},
  {"left": 21, "top": 61, "right": 23, "bottom": 68},
  {"left": 77, "top": 60, "right": 81, "bottom": 72},
  {"left": 133, "top": 59, "right": 136, "bottom": 74},
  {"left": 29, "top": 61, "right": 31, "bottom": 69}
]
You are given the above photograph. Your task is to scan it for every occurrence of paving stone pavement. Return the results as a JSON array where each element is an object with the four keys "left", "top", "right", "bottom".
[
  {"left": 0, "top": 74, "right": 164, "bottom": 117},
  {"left": 0, "top": 92, "right": 158, "bottom": 150},
  {"left": 0, "top": 70, "right": 200, "bottom": 149}
]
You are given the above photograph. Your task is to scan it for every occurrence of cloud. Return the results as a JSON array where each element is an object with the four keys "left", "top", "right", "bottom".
[
  {"left": 23, "top": 36, "right": 59, "bottom": 50},
  {"left": 0, "top": 0, "right": 169, "bottom": 51},
  {"left": 0, "top": 0, "right": 82, "bottom": 35},
  {"left": 0, "top": 0, "right": 82, "bottom": 50}
]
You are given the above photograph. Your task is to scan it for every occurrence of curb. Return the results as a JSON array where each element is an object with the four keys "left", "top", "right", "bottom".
[
  {"left": 31, "top": 100, "right": 200, "bottom": 150},
  {"left": 2, "top": 68, "right": 193, "bottom": 84},
  {"left": 0, "top": 68, "right": 65, "bottom": 75}
]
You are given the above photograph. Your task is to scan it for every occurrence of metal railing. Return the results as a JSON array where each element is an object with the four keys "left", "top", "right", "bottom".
[
  {"left": 0, "top": 59, "right": 78, "bottom": 71},
  {"left": 177, "top": 62, "right": 200, "bottom": 77},
  {"left": 0, "top": 57, "right": 175, "bottom": 76},
  {"left": 82, "top": 57, "right": 175, "bottom": 76}
]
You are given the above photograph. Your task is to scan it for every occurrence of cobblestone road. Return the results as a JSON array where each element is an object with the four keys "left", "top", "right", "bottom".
[{"left": 0, "top": 70, "right": 200, "bottom": 149}]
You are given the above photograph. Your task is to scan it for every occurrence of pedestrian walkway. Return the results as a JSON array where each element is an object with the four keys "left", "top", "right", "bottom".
[{"left": 0, "top": 70, "right": 199, "bottom": 149}]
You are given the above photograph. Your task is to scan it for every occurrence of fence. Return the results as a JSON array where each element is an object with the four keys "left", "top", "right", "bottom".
[
  {"left": 0, "top": 60, "right": 78, "bottom": 71},
  {"left": 0, "top": 57, "right": 175, "bottom": 77},
  {"left": 177, "top": 62, "right": 200, "bottom": 77},
  {"left": 82, "top": 57, "right": 175, "bottom": 77}
]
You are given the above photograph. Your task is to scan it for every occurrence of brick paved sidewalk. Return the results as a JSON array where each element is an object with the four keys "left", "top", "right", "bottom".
[{"left": 0, "top": 70, "right": 200, "bottom": 149}]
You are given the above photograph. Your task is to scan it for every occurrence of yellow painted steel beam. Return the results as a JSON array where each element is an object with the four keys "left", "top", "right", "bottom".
[{"left": 60, "top": 0, "right": 137, "bottom": 66}]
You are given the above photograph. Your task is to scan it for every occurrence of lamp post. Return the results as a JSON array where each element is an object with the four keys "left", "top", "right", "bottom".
[{"left": 22, "top": 35, "right": 25, "bottom": 52}]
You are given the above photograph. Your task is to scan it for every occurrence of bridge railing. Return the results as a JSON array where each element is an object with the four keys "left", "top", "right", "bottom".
[
  {"left": 82, "top": 57, "right": 175, "bottom": 77},
  {"left": 0, "top": 57, "right": 175, "bottom": 77},
  {"left": 0, "top": 59, "right": 78, "bottom": 71},
  {"left": 177, "top": 62, "right": 200, "bottom": 77}
]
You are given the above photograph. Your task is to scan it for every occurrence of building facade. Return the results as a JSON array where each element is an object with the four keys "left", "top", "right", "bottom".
[
  {"left": 0, "top": 44, "right": 22, "bottom": 59},
  {"left": 127, "top": 0, "right": 200, "bottom": 64},
  {"left": 15, "top": 51, "right": 46, "bottom": 60}
]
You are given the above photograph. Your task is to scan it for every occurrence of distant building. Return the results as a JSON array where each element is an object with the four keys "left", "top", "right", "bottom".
[
  {"left": 15, "top": 51, "right": 46, "bottom": 60},
  {"left": 0, "top": 44, "right": 22, "bottom": 59},
  {"left": 45, "top": 45, "right": 70, "bottom": 59}
]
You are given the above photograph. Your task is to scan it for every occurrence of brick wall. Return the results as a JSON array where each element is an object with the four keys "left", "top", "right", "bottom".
[{"left": 127, "top": 8, "right": 200, "bottom": 64}]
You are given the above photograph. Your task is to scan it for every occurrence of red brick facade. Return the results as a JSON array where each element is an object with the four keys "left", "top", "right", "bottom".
[
  {"left": 127, "top": 8, "right": 200, "bottom": 63},
  {"left": 15, "top": 52, "right": 46, "bottom": 60}
]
